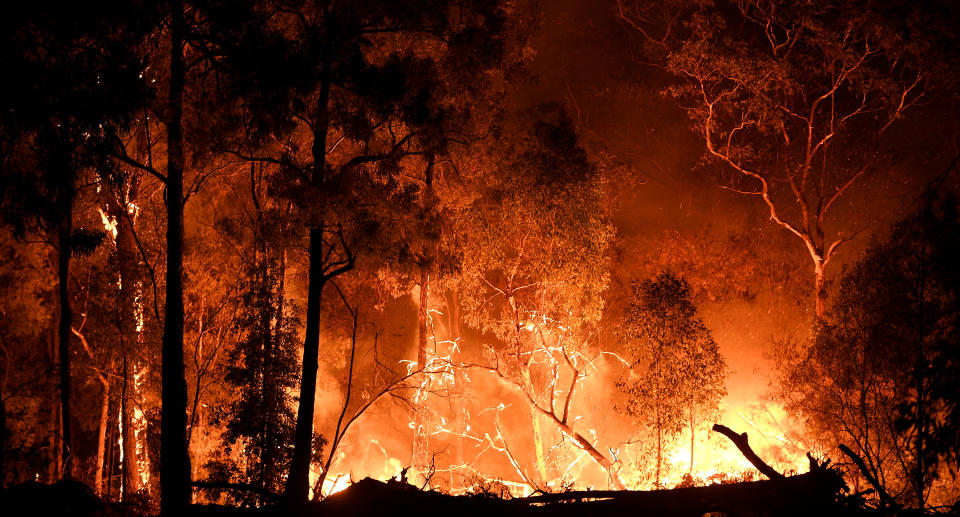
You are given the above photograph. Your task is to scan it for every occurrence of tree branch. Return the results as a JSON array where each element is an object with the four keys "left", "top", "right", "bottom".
[{"left": 712, "top": 424, "right": 784, "bottom": 480}]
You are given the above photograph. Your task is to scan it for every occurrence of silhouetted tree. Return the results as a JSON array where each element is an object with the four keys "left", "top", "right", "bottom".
[
  {"left": 0, "top": 1, "right": 149, "bottom": 479},
  {"left": 775, "top": 188, "right": 960, "bottom": 509},
  {"left": 207, "top": 166, "right": 301, "bottom": 505},
  {"left": 205, "top": 0, "right": 530, "bottom": 502}
]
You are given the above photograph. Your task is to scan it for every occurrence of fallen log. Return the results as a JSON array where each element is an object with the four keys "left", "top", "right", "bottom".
[
  {"left": 712, "top": 423, "right": 784, "bottom": 480},
  {"left": 321, "top": 472, "right": 846, "bottom": 517},
  {"left": 317, "top": 423, "right": 847, "bottom": 517}
]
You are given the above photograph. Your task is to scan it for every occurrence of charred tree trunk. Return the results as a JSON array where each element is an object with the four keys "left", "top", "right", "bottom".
[
  {"left": 689, "top": 405, "right": 695, "bottom": 475},
  {"left": 654, "top": 351, "right": 662, "bottom": 488},
  {"left": 57, "top": 206, "right": 73, "bottom": 479},
  {"left": 286, "top": 71, "right": 332, "bottom": 504},
  {"left": 656, "top": 412, "right": 662, "bottom": 488},
  {"left": 838, "top": 444, "right": 896, "bottom": 508},
  {"left": 160, "top": 2, "right": 191, "bottom": 513},
  {"left": 50, "top": 401, "right": 60, "bottom": 480},
  {"left": 0, "top": 396, "right": 6, "bottom": 488}
]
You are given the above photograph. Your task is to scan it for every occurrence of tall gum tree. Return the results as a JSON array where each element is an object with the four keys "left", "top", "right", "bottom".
[
  {"left": 455, "top": 106, "right": 619, "bottom": 489},
  {"left": 0, "top": 1, "right": 150, "bottom": 481},
  {"left": 621, "top": 0, "right": 956, "bottom": 316},
  {"left": 773, "top": 188, "right": 960, "bottom": 509},
  {"left": 212, "top": 0, "right": 532, "bottom": 502},
  {"left": 616, "top": 272, "right": 726, "bottom": 487},
  {"left": 105, "top": 1, "right": 262, "bottom": 511}
]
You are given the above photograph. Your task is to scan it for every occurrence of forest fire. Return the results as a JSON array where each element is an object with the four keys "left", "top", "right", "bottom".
[{"left": 1, "top": 1, "right": 960, "bottom": 516}]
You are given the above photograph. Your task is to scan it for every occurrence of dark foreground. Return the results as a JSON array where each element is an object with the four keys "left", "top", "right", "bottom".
[{"left": 0, "top": 471, "right": 950, "bottom": 517}]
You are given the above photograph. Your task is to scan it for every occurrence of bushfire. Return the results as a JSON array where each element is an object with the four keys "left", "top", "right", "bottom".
[{"left": 1, "top": 0, "right": 959, "bottom": 515}]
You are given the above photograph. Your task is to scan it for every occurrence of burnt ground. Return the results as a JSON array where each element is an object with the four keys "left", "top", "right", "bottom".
[{"left": 0, "top": 472, "right": 948, "bottom": 517}]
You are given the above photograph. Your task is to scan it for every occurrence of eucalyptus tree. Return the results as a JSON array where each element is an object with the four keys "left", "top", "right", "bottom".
[
  {"left": 621, "top": 0, "right": 960, "bottom": 316},
  {"left": 205, "top": 0, "right": 532, "bottom": 502},
  {"left": 775, "top": 188, "right": 960, "bottom": 509},
  {"left": 0, "top": 0, "right": 151, "bottom": 480},
  {"left": 96, "top": 0, "right": 275, "bottom": 510},
  {"left": 616, "top": 272, "right": 726, "bottom": 487},
  {"left": 453, "top": 105, "right": 619, "bottom": 489}
]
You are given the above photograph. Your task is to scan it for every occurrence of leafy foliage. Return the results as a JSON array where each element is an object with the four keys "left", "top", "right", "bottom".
[
  {"left": 775, "top": 189, "right": 960, "bottom": 508},
  {"left": 209, "top": 227, "right": 301, "bottom": 505},
  {"left": 456, "top": 105, "right": 614, "bottom": 345},
  {"left": 617, "top": 272, "right": 727, "bottom": 485}
]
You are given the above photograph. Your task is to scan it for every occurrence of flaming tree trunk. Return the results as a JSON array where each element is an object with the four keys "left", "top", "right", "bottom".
[
  {"left": 94, "top": 373, "right": 110, "bottom": 497},
  {"left": 121, "top": 349, "right": 140, "bottom": 497}
]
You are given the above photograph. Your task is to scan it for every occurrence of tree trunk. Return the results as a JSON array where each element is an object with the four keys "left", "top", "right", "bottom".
[
  {"left": 654, "top": 353, "right": 662, "bottom": 489},
  {"left": 57, "top": 210, "right": 73, "bottom": 479},
  {"left": 106, "top": 413, "right": 115, "bottom": 499},
  {"left": 417, "top": 269, "right": 429, "bottom": 369},
  {"left": 521, "top": 367, "right": 548, "bottom": 485},
  {"left": 656, "top": 419, "right": 662, "bottom": 489},
  {"left": 411, "top": 268, "right": 430, "bottom": 480},
  {"left": 260, "top": 233, "right": 275, "bottom": 497},
  {"left": 285, "top": 72, "right": 331, "bottom": 504},
  {"left": 913, "top": 286, "right": 928, "bottom": 510},
  {"left": 160, "top": 2, "right": 191, "bottom": 513},
  {"left": 50, "top": 401, "right": 60, "bottom": 481},
  {"left": 106, "top": 166, "right": 143, "bottom": 498},
  {"left": 813, "top": 260, "right": 826, "bottom": 318},
  {"left": 447, "top": 289, "right": 465, "bottom": 491},
  {"left": 121, "top": 344, "right": 139, "bottom": 498},
  {"left": 287, "top": 231, "right": 326, "bottom": 502},
  {"left": 0, "top": 397, "right": 6, "bottom": 489},
  {"left": 261, "top": 242, "right": 286, "bottom": 498},
  {"left": 95, "top": 372, "right": 111, "bottom": 497},
  {"left": 689, "top": 406, "right": 694, "bottom": 475}
]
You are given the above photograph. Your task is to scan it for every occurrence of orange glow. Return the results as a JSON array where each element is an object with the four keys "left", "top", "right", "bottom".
[{"left": 309, "top": 303, "right": 811, "bottom": 497}]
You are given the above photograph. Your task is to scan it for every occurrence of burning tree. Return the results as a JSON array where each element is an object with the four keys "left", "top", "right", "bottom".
[
  {"left": 617, "top": 272, "right": 726, "bottom": 488},
  {"left": 196, "top": 0, "right": 531, "bottom": 502},
  {"left": 454, "top": 106, "right": 620, "bottom": 490},
  {"left": 0, "top": 1, "right": 151, "bottom": 481}
]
